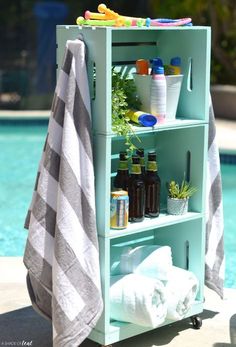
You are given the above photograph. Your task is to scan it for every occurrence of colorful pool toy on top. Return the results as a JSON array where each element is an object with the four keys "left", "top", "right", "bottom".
[{"left": 76, "top": 4, "right": 192, "bottom": 28}]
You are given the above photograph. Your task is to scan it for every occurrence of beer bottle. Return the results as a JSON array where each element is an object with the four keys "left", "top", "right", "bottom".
[
  {"left": 136, "top": 148, "right": 145, "bottom": 178},
  {"left": 145, "top": 151, "right": 161, "bottom": 217},
  {"left": 113, "top": 151, "right": 129, "bottom": 191},
  {"left": 128, "top": 155, "right": 145, "bottom": 222}
]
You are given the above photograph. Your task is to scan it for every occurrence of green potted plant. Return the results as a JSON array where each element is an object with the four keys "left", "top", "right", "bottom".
[
  {"left": 167, "top": 179, "right": 197, "bottom": 215},
  {"left": 112, "top": 69, "right": 141, "bottom": 153}
]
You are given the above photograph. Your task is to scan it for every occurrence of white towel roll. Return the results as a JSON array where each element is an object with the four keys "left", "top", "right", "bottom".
[
  {"left": 118, "top": 245, "right": 173, "bottom": 281},
  {"left": 110, "top": 274, "right": 167, "bottom": 328},
  {"left": 164, "top": 266, "right": 199, "bottom": 321}
]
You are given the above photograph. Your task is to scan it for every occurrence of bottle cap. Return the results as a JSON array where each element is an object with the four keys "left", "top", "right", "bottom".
[
  {"left": 136, "top": 148, "right": 144, "bottom": 157},
  {"left": 152, "top": 66, "right": 164, "bottom": 75},
  {"left": 111, "top": 190, "right": 128, "bottom": 196},
  {"left": 170, "top": 56, "right": 181, "bottom": 66},
  {"left": 132, "top": 155, "right": 140, "bottom": 164},
  {"left": 151, "top": 57, "right": 163, "bottom": 67},
  {"left": 148, "top": 151, "right": 157, "bottom": 161},
  {"left": 119, "top": 151, "right": 128, "bottom": 160},
  {"left": 136, "top": 59, "right": 149, "bottom": 75},
  {"left": 139, "top": 114, "right": 157, "bottom": 127}
]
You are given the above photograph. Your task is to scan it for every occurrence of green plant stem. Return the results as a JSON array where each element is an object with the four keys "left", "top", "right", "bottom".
[{"left": 112, "top": 69, "right": 141, "bottom": 154}]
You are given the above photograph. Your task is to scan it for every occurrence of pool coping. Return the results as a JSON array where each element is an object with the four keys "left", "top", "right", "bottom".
[
  {"left": 0, "top": 112, "right": 236, "bottom": 155},
  {"left": 220, "top": 152, "right": 236, "bottom": 164},
  {"left": 0, "top": 110, "right": 50, "bottom": 120}
]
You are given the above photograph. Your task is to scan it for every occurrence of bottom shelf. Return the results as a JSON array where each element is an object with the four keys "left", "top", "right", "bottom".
[{"left": 89, "top": 300, "right": 204, "bottom": 345}]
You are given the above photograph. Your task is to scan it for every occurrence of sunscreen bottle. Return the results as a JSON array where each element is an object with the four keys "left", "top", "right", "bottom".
[
  {"left": 151, "top": 57, "right": 163, "bottom": 74},
  {"left": 126, "top": 110, "right": 157, "bottom": 127},
  {"left": 150, "top": 66, "right": 166, "bottom": 123},
  {"left": 135, "top": 59, "right": 149, "bottom": 75},
  {"left": 169, "top": 57, "right": 181, "bottom": 75}
]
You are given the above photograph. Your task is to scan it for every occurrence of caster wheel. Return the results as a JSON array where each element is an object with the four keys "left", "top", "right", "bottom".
[{"left": 191, "top": 315, "right": 202, "bottom": 329}]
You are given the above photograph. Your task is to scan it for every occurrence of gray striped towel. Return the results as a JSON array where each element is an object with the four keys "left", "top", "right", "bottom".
[
  {"left": 23, "top": 39, "right": 103, "bottom": 346},
  {"left": 205, "top": 96, "right": 225, "bottom": 298}
]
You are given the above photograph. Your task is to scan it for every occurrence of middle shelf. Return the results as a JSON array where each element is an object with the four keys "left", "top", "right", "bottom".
[
  {"left": 94, "top": 124, "right": 208, "bottom": 237},
  {"left": 108, "top": 211, "right": 203, "bottom": 239}
]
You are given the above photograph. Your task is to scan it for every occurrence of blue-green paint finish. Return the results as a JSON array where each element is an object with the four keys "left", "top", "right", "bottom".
[{"left": 57, "top": 25, "right": 210, "bottom": 345}]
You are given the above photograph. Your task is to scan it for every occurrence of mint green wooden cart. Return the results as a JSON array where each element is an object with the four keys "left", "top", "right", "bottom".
[{"left": 57, "top": 25, "right": 211, "bottom": 346}]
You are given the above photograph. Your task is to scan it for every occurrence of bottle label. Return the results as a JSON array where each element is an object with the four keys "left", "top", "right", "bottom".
[
  {"left": 131, "top": 164, "right": 141, "bottom": 174},
  {"left": 140, "top": 157, "right": 145, "bottom": 167},
  {"left": 126, "top": 110, "right": 157, "bottom": 127},
  {"left": 126, "top": 110, "right": 141, "bottom": 124},
  {"left": 169, "top": 65, "right": 181, "bottom": 75},
  {"left": 150, "top": 76, "right": 166, "bottom": 120},
  {"left": 147, "top": 161, "right": 157, "bottom": 171},
  {"left": 118, "top": 160, "right": 128, "bottom": 170}
]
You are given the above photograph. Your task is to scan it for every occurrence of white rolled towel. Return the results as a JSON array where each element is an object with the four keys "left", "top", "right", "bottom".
[
  {"left": 164, "top": 266, "right": 199, "bottom": 321},
  {"left": 111, "top": 245, "right": 172, "bottom": 281},
  {"left": 110, "top": 274, "right": 167, "bottom": 328}
]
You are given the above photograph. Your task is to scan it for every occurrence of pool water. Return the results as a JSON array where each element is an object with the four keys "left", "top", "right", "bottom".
[
  {"left": 220, "top": 163, "right": 236, "bottom": 288},
  {"left": 0, "top": 123, "right": 48, "bottom": 256},
  {"left": 0, "top": 123, "right": 235, "bottom": 289}
]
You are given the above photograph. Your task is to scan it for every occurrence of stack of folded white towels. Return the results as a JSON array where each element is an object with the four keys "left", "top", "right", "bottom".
[{"left": 110, "top": 245, "right": 199, "bottom": 328}]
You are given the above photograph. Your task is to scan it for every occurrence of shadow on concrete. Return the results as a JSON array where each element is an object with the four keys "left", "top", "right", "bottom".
[
  {"left": 0, "top": 307, "right": 221, "bottom": 347},
  {"left": 230, "top": 314, "right": 236, "bottom": 346},
  {"left": 200, "top": 309, "right": 219, "bottom": 320},
  {"left": 0, "top": 306, "right": 52, "bottom": 347},
  {"left": 82, "top": 309, "right": 220, "bottom": 347},
  {"left": 213, "top": 344, "right": 236, "bottom": 347}
]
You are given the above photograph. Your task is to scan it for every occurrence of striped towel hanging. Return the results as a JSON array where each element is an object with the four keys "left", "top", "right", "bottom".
[
  {"left": 205, "top": 96, "right": 225, "bottom": 298},
  {"left": 24, "top": 39, "right": 103, "bottom": 346}
]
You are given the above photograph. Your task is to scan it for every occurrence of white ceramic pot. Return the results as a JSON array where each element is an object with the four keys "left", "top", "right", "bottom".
[
  {"left": 133, "top": 73, "right": 183, "bottom": 121},
  {"left": 167, "top": 197, "right": 189, "bottom": 215}
]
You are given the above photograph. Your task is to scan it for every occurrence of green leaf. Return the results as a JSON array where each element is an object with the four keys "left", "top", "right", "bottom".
[
  {"left": 111, "top": 69, "right": 142, "bottom": 153},
  {"left": 167, "top": 178, "right": 197, "bottom": 199}
]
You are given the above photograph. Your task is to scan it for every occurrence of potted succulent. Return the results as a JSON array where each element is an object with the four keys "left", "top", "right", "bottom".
[{"left": 167, "top": 179, "right": 197, "bottom": 215}]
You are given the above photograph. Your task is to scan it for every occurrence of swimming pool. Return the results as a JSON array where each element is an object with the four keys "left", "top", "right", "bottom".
[
  {"left": 0, "top": 122, "right": 235, "bottom": 288},
  {"left": 0, "top": 122, "right": 48, "bottom": 256},
  {"left": 220, "top": 160, "right": 236, "bottom": 288}
]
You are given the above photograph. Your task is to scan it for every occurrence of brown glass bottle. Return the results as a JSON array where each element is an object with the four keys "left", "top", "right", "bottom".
[
  {"left": 145, "top": 151, "right": 161, "bottom": 218},
  {"left": 136, "top": 148, "right": 145, "bottom": 177},
  {"left": 113, "top": 151, "right": 129, "bottom": 191},
  {"left": 128, "top": 155, "right": 145, "bottom": 222}
]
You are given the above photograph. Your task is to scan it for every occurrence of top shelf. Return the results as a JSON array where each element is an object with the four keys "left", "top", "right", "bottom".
[
  {"left": 57, "top": 26, "right": 211, "bottom": 135},
  {"left": 98, "top": 118, "right": 207, "bottom": 137},
  {"left": 58, "top": 25, "right": 211, "bottom": 31}
]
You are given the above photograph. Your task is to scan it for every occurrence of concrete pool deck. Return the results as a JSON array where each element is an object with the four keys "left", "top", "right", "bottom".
[
  {"left": 216, "top": 118, "right": 236, "bottom": 153},
  {"left": 0, "top": 116, "right": 236, "bottom": 346}
]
